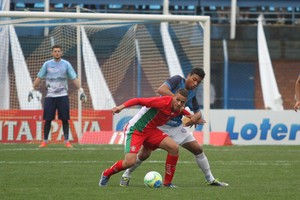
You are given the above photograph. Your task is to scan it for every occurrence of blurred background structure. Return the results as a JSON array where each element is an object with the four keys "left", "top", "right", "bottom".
[{"left": 2, "top": 0, "right": 300, "bottom": 110}]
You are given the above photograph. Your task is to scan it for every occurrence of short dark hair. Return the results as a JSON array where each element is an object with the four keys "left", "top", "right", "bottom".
[
  {"left": 52, "top": 45, "right": 62, "bottom": 51},
  {"left": 176, "top": 88, "right": 188, "bottom": 97},
  {"left": 190, "top": 68, "right": 205, "bottom": 79}
]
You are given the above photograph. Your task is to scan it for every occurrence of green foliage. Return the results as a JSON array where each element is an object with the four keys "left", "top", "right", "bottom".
[{"left": 0, "top": 144, "right": 300, "bottom": 200}]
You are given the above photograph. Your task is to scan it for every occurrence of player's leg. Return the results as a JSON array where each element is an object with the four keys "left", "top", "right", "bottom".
[
  {"left": 100, "top": 153, "right": 137, "bottom": 187},
  {"left": 39, "top": 97, "right": 56, "bottom": 147},
  {"left": 57, "top": 96, "right": 72, "bottom": 147},
  {"left": 181, "top": 137, "right": 229, "bottom": 186},
  {"left": 160, "top": 124, "right": 228, "bottom": 186},
  {"left": 120, "top": 145, "right": 152, "bottom": 186},
  {"left": 181, "top": 140, "right": 213, "bottom": 181},
  {"left": 156, "top": 136, "right": 179, "bottom": 187},
  {"left": 103, "top": 153, "right": 137, "bottom": 176},
  {"left": 100, "top": 128, "right": 144, "bottom": 187}
]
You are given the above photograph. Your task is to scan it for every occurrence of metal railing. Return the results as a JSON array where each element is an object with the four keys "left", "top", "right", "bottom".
[{"left": 11, "top": 3, "right": 300, "bottom": 25}]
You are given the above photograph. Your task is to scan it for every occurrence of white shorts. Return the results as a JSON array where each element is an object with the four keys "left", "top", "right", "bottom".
[{"left": 158, "top": 124, "right": 195, "bottom": 145}]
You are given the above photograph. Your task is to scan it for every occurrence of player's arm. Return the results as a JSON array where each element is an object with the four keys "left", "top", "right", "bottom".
[
  {"left": 28, "top": 63, "right": 48, "bottom": 102},
  {"left": 158, "top": 83, "right": 175, "bottom": 97},
  {"left": 157, "top": 75, "right": 182, "bottom": 96},
  {"left": 32, "top": 77, "right": 42, "bottom": 90},
  {"left": 181, "top": 108, "right": 191, "bottom": 116},
  {"left": 184, "top": 97, "right": 205, "bottom": 127},
  {"left": 28, "top": 77, "right": 42, "bottom": 102},
  {"left": 113, "top": 96, "right": 166, "bottom": 115},
  {"left": 124, "top": 97, "right": 164, "bottom": 108},
  {"left": 183, "top": 111, "right": 206, "bottom": 127},
  {"left": 112, "top": 98, "right": 140, "bottom": 115},
  {"left": 71, "top": 78, "right": 87, "bottom": 103},
  {"left": 294, "top": 75, "right": 300, "bottom": 112},
  {"left": 112, "top": 104, "right": 126, "bottom": 115},
  {"left": 181, "top": 109, "right": 206, "bottom": 127},
  {"left": 71, "top": 78, "right": 81, "bottom": 90}
]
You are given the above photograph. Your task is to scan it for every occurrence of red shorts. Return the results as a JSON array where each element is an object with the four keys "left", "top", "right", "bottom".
[{"left": 124, "top": 125, "right": 168, "bottom": 153}]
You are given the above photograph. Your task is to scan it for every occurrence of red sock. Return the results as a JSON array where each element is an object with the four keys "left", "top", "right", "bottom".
[
  {"left": 103, "top": 160, "right": 124, "bottom": 177},
  {"left": 164, "top": 154, "right": 178, "bottom": 185}
]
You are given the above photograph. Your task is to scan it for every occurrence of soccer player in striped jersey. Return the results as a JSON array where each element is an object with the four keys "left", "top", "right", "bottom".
[
  {"left": 120, "top": 68, "right": 228, "bottom": 187},
  {"left": 99, "top": 89, "right": 190, "bottom": 187}
]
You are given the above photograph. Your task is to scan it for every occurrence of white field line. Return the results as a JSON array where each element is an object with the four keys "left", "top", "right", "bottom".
[
  {"left": 0, "top": 160, "right": 297, "bottom": 166},
  {"left": 1, "top": 147, "right": 300, "bottom": 153},
  {"left": 0, "top": 147, "right": 299, "bottom": 166},
  {"left": 0, "top": 147, "right": 123, "bottom": 151}
]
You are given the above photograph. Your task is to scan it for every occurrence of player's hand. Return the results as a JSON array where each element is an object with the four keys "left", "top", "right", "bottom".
[
  {"left": 294, "top": 101, "right": 300, "bottom": 112},
  {"left": 196, "top": 118, "right": 206, "bottom": 125},
  {"left": 28, "top": 91, "right": 34, "bottom": 102},
  {"left": 112, "top": 105, "right": 125, "bottom": 115},
  {"left": 182, "top": 115, "right": 206, "bottom": 127},
  {"left": 28, "top": 86, "right": 35, "bottom": 102},
  {"left": 79, "top": 88, "right": 87, "bottom": 103}
]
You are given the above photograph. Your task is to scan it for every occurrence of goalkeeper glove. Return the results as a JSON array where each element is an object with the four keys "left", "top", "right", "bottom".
[
  {"left": 79, "top": 88, "right": 87, "bottom": 103},
  {"left": 28, "top": 87, "right": 34, "bottom": 102}
]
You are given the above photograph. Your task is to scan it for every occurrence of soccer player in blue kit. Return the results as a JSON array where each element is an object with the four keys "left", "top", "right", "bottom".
[
  {"left": 28, "top": 45, "right": 87, "bottom": 148},
  {"left": 120, "top": 68, "right": 229, "bottom": 187}
]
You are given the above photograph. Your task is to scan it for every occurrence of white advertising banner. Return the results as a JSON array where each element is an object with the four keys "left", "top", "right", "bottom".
[
  {"left": 113, "top": 109, "right": 300, "bottom": 145},
  {"left": 210, "top": 110, "right": 300, "bottom": 145}
]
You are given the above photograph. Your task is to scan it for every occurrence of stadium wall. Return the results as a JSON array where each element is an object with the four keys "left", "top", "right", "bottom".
[
  {"left": 210, "top": 24, "right": 300, "bottom": 109},
  {"left": 1, "top": 109, "right": 299, "bottom": 145}
]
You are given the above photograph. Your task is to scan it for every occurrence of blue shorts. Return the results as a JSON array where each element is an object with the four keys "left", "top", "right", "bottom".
[{"left": 43, "top": 96, "right": 70, "bottom": 121}]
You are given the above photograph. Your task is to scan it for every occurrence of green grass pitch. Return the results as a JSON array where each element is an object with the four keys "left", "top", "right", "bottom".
[{"left": 0, "top": 144, "right": 299, "bottom": 200}]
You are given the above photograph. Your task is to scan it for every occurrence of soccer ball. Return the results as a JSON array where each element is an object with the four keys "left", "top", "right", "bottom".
[{"left": 144, "top": 171, "right": 162, "bottom": 188}]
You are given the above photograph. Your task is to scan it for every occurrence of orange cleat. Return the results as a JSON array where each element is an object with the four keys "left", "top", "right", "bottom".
[
  {"left": 65, "top": 141, "right": 73, "bottom": 148},
  {"left": 38, "top": 141, "right": 47, "bottom": 148}
]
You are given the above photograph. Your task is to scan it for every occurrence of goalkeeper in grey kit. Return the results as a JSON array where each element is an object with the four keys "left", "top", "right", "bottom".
[{"left": 28, "top": 45, "right": 87, "bottom": 148}]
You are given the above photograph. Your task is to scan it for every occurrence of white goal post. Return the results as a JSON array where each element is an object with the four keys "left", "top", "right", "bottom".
[{"left": 0, "top": 11, "right": 211, "bottom": 144}]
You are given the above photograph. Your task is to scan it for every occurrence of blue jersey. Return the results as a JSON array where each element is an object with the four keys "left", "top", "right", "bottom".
[
  {"left": 37, "top": 59, "right": 77, "bottom": 97},
  {"left": 164, "top": 75, "right": 200, "bottom": 127}
]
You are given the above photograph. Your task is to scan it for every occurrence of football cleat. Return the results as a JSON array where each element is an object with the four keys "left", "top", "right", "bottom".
[
  {"left": 99, "top": 172, "right": 110, "bottom": 187},
  {"left": 65, "top": 142, "right": 73, "bottom": 148},
  {"left": 38, "top": 142, "right": 47, "bottom": 148},
  {"left": 208, "top": 179, "right": 229, "bottom": 187},
  {"left": 120, "top": 176, "right": 131, "bottom": 186},
  {"left": 163, "top": 183, "right": 178, "bottom": 188}
]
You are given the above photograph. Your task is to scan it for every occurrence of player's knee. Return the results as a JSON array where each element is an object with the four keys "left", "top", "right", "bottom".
[
  {"left": 168, "top": 143, "right": 179, "bottom": 155},
  {"left": 123, "top": 160, "right": 135, "bottom": 168},
  {"left": 192, "top": 148, "right": 203, "bottom": 155},
  {"left": 124, "top": 154, "right": 137, "bottom": 168},
  {"left": 138, "top": 149, "right": 151, "bottom": 161},
  {"left": 191, "top": 145, "right": 203, "bottom": 155},
  {"left": 183, "top": 141, "right": 203, "bottom": 155}
]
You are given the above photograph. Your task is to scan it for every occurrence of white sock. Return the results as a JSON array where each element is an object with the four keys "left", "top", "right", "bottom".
[
  {"left": 195, "top": 152, "right": 215, "bottom": 183},
  {"left": 122, "top": 155, "right": 143, "bottom": 178}
]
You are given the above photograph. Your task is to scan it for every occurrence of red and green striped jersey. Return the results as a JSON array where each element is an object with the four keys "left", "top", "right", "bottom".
[{"left": 123, "top": 96, "right": 190, "bottom": 132}]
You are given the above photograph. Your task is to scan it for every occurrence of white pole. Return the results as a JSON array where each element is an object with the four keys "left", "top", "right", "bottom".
[
  {"left": 44, "top": 0, "right": 49, "bottom": 12},
  {"left": 44, "top": 0, "right": 49, "bottom": 36},
  {"left": 230, "top": 0, "right": 237, "bottom": 39},
  {"left": 76, "top": 6, "right": 83, "bottom": 141},
  {"left": 203, "top": 19, "right": 211, "bottom": 145},
  {"left": 0, "top": 11, "right": 210, "bottom": 22},
  {"left": 3, "top": 0, "right": 10, "bottom": 11},
  {"left": 163, "top": 0, "right": 169, "bottom": 15}
]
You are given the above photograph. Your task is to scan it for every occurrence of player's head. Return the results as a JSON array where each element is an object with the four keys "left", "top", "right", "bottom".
[
  {"left": 51, "top": 45, "right": 63, "bottom": 60},
  {"left": 185, "top": 68, "right": 205, "bottom": 90},
  {"left": 172, "top": 88, "right": 188, "bottom": 112}
]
